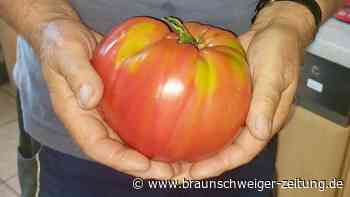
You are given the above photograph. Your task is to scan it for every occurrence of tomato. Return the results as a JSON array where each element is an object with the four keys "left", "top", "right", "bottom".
[{"left": 92, "top": 16, "right": 251, "bottom": 162}]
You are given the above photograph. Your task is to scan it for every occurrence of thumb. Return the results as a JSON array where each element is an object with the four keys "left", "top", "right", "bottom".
[
  {"left": 246, "top": 69, "right": 282, "bottom": 140},
  {"left": 239, "top": 30, "right": 283, "bottom": 141},
  {"left": 56, "top": 43, "right": 103, "bottom": 109}
]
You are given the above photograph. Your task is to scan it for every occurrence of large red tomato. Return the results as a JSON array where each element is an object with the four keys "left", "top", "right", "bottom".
[{"left": 92, "top": 16, "right": 251, "bottom": 162}]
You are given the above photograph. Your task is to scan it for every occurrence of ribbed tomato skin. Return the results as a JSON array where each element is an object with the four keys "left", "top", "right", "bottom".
[{"left": 92, "top": 16, "right": 251, "bottom": 162}]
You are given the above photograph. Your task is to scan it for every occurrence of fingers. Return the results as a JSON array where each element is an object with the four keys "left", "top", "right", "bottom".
[
  {"left": 46, "top": 67, "right": 174, "bottom": 179},
  {"left": 190, "top": 127, "right": 267, "bottom": 179},
  {"left": 47, "top": 67, "right": 148, "bottom": 169},
  {"left": 246, "top": 71, "right": 283, "bottom": 140},
  {"left": 246, "top": 55, "right": 298, "bottom": 139},
  {"left": 243, "top": 31, "right": 288, "bottom": 140},
  {"left": 239, "top": 27, "right": 301, "bottom": 141},
  {"left": 54, "top": 43, "right": 104, "bottom": 109},
  {"left": 239, "top": 31, "right": 283, "bottom": 140}
]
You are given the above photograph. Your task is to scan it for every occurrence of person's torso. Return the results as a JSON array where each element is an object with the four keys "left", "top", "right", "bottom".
[
  {"left": 70, "top": 0, "right": 258, "bottom": 35},
  {"left": 15, "top": 0, "right": 258, "bottom": 158}
]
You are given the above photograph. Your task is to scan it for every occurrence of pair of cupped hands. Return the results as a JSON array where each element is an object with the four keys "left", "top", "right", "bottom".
[{"left": 36, "top": 16, "right": 302, "bottom": 181}]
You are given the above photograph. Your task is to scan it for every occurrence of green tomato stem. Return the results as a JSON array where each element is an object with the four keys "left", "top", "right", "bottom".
[{"left": 162, "top": 16, "right": 197, "bottom": 45}]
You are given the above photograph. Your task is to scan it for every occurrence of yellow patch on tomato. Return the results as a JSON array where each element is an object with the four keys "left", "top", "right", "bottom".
[
  {"left": 227, "top": 40, "right": 245, "bottom": 56},
  {"left": 125, "top": 52, "right": 148, "bottom": 73},
  {"left": 127, "top": 61, "right": 140, "bottom": 73},
  {"left": 115, "top": 23, "right": 155, "bottom": 69},
  {"left": 195, "top": 58, "right": 217, "bottom": 96},
  {"left": 229, "top": 53, "right": 248, "bottom": 82}
]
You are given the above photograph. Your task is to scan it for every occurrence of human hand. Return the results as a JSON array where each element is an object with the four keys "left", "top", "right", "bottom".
[
  {"left": 35, "top": 19, "right": 175, "bottom": 179},
  {"left": 172, "top": 19, "right": 303, "bottom": 180}
]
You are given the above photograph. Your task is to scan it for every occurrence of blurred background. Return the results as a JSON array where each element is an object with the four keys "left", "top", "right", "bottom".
[
  {"left": 0, "top": 1, "right": 349, "bottom": 197},
  {"left": 0, "top": 18, "right": 20, "bottom": 197}
]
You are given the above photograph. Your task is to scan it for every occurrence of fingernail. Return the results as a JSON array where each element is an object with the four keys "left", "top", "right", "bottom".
[
  {"left": 254, "top": 116, "right": 271, "bottom": 140},
  {"left": 79, "top": 84, "right": 93, "bottom": 108}
]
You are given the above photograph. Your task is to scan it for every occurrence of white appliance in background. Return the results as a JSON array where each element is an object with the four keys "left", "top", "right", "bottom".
[
  {"left": 307, "top": 18, "right": 350, "bottom": 68},
  {"left": 297, "top": 18, "right": 350, "bottom": 126}
]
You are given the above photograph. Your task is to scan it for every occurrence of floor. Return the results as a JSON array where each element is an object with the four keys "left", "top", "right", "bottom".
[{"left": 0, "top": 82, "right": 21, "bottom": 197}]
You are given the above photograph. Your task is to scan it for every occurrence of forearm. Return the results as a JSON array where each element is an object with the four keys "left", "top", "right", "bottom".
[
  {"left": 0, "top": 0, "right": 79, "bottom": 48},
  {"left": 253, "top": 0, "right": 344, "bottom": 46}
]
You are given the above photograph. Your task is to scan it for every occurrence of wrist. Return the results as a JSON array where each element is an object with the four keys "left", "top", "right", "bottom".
[
  {"left": 252, "top": 1, "right": 317, "bottom": 47},
  {"left": 17, "top": 1, "right": 80, "bottom": 52}
]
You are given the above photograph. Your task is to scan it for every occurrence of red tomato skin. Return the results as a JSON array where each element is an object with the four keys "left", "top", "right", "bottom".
[{"left": 92, "top": 16, "right": 251, "bottom": 162}]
